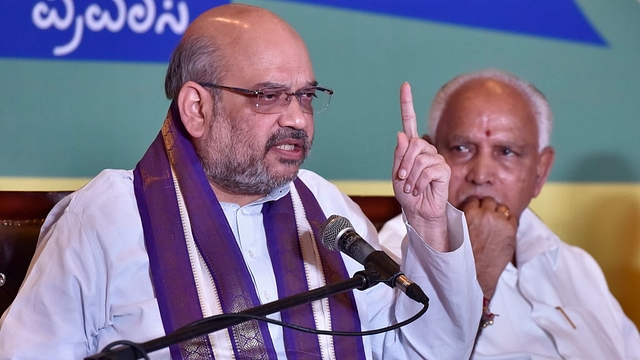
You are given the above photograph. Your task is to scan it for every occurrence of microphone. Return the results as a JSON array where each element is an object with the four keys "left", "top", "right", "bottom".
[{"left": 320, "top": 215, "right": 429, "bottom": 304}]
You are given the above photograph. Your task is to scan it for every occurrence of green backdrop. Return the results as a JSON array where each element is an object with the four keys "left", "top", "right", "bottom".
[{"left": 1, "top": 0, "right": 639, "bottom": 183}]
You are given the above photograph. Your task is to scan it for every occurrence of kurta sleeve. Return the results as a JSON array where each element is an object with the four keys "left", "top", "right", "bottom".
[
  {"left": 370, "top": 204, "right": 482, "bottom": 359},
  {"left": 0, "top": 207, "right": 106, "bottom": 359}
]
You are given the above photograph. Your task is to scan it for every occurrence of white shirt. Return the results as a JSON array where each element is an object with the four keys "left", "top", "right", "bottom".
[
  {"left": 379, "top": 208, "right": 640, "bottom": 360},
  {"left": 0, "top": 169, "right": 482, "bottom": 360}
]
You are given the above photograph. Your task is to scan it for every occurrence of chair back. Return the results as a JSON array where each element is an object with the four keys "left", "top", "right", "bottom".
[{"left": 0, "top": 191, "right": 71, "bottom": 314}]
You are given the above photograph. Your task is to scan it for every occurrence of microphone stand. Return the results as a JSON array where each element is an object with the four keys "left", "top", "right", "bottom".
[{"left": 85, "top": 270, "right": 381, "bottom": 360}]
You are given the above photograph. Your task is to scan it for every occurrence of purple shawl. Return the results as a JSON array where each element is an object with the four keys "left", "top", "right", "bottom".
[{"left": 133, "top": 103, "right": 366, "bottom": 359}]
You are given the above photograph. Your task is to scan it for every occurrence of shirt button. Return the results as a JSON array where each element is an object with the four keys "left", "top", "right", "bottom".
[
  {"left": 248, "top": 250, "right": 255, "bottom": 258},
  {"left": 264, "top": 291, "right": 271, "bottom": 301}
]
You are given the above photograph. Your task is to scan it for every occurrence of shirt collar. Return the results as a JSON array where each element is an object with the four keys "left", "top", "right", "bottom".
[
  {"left": 515, "top": 208, "right": 561, "bottom": 268},
  {"left": 219, "top": 181, "right": 292, "bottom": 211}
]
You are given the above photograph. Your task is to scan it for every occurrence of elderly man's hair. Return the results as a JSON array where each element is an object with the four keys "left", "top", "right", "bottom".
[
  {"left": 428, "top": 69, "right": 553, "bottom": 151},
  {"left": 164, "top": 35, "right": 226, "bottom": 100}
]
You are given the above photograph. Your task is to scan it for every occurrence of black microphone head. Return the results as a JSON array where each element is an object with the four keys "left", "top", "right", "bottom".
[{"left": 320, "top": 214, "right": 354, "bottom": 251}]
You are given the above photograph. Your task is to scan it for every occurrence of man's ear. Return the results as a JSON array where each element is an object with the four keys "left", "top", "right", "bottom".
[
  {"left": 177, "top": 81, "right": 213, "bottom": 139},
  {"left": 533, "top": 146, "right": 555, "bottom": 197}
]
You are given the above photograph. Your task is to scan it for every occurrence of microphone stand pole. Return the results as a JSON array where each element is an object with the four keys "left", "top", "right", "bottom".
[{"left": 86, "top": 270, "right": 381, "bottom": 360}]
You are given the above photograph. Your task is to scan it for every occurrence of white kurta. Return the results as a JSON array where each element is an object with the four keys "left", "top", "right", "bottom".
[
  {"left": 0, "top": 169, "right": 481, "bottom": 360},
  {"left": 379, "top": 208, "right": 640, "bottom": 360}
]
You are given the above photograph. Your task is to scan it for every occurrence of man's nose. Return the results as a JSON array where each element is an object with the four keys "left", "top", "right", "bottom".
[
  {"left": 278, "top": 95, "right": 310, "bottom": 130},
  {"left": 465, "top": 154, "right": 495, "bottom": 185}
]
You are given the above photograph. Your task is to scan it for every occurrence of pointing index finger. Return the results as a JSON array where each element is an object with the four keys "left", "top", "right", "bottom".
[{"left": 400, "top": 82, "right": 419, "bottom": 138}]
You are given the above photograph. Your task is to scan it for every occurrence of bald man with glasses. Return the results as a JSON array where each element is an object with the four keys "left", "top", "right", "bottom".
[{"left": 0, "top": 4, "right": 481, "bottom": 359}]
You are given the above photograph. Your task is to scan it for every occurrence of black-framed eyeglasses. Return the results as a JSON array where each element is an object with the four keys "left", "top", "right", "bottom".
[{"left": 197, "top": 82, "right": 333, "bottom": 114}]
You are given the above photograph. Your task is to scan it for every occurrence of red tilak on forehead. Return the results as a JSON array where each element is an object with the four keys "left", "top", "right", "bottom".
[{"left": 485, "top": 129, "right": 491, "bottom": 137}]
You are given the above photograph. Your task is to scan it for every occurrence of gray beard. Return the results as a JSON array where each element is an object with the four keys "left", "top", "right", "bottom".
[{"left": 200, "top": 128, "right": 312, "bottom": 196}]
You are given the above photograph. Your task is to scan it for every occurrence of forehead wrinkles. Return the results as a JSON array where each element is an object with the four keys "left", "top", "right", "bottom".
[
  {"left": 436, "top": 80, "right": 538, "bottom": 147},
  {"left": 441, "top": 116, "right": 537, "bottom": 153},
  {"left": 219, "top": 40, "right": 315, "bottom": 90}
]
